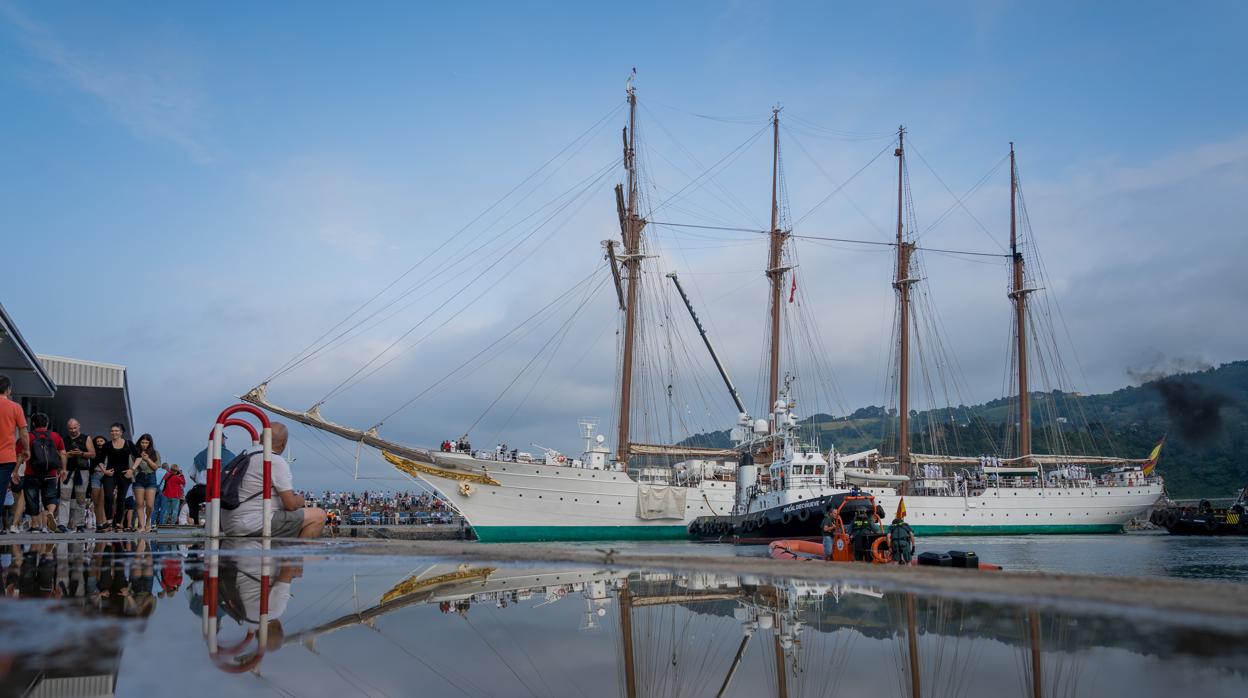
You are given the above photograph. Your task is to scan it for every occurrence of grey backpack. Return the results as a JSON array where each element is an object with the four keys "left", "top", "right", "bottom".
[{"left": 219, "top": 451, "right": 262, "bottom": 510}]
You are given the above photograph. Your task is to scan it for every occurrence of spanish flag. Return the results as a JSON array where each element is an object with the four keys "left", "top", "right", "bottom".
[
  {"left": 895, "top": 497, "right": 907, "bottom": 520},
  {"left": 1142, "top": 437, "right": 1165, "bottom": 476}
]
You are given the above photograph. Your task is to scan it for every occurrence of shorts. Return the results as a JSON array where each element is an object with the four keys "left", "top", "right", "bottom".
[
  {"left": 134, "top": 472, "right": 157, "bottom": 489},
  {"left": 247, "top": 508, "right": 305, "bottom": 538},
  {"left": 90, "top": 471, "right": 104, "bottom": 489},
  {"left": 23, "top": 476, "right": 59, "bottom": 512}
]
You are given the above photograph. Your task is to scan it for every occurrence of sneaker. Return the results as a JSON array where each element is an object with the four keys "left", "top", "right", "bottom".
[
  {"left": 7, "top": 526, "right": 16, "bottom": 534},
  {"left": 57, "top": 525, "right": 68, "bottom": 533},
  {"left": 76, "top": 526, "right": 86, "bottom": 533},
  {"left": 37, "top": 526, "right": 49, "bottom": 534}
]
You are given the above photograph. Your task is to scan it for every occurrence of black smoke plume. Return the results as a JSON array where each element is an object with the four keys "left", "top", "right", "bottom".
[
  {"left": 1149, "top": 377, "right": 1232, "bottom": 443},
  {"left": 1127, "top": 356, "right": 1232, "bottom": 443}
]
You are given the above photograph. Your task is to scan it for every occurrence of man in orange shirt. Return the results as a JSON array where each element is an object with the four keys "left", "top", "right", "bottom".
[{"left": 0, "top": 375, "right": 30, "bottom": 534}]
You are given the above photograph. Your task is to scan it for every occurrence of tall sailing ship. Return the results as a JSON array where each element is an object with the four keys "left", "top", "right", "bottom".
[
  {"left": 245, "top": 80, "right": 1163, "bottom": 541},
  {"left": 247, "top": 82, "right": 748, "bottom": 541},
  {"left": 833, "top": 135, "right": 1164, "bottom": 534}
]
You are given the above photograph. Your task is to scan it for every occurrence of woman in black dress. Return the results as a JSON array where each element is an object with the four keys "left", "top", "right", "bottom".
[{"left": 97, "top": 423, "right": 137, "bottom": 532}]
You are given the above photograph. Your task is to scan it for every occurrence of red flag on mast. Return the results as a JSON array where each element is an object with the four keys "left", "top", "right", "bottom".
[{"left": 788, "top": 274, "right": 797, "bottom": 303}]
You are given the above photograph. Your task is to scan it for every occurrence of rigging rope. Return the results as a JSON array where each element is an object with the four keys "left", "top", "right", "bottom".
[{"left": 263, "top": 103, "right": 625, "bottom": 384}]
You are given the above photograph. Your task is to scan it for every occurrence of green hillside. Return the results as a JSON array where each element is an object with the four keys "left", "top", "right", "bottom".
[{"left": 681, "top": 361, "right": 1247, "bottom": 499}]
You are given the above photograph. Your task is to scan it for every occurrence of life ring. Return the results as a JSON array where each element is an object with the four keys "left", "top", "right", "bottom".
[
  {"left": 556, "top": 455, "right": 567, "bottom": 464},
  {"left": 871, "top": 537, "right": 892, "bottom": 564},
  {"left": 797, "top": 509, "right": 810, "bottom": 523},
  {"left": 459, "top": 482, "right": 474, "bottom": 497},
  {"left": 781, "top": 512, "right": 793, "bottom": 526}
]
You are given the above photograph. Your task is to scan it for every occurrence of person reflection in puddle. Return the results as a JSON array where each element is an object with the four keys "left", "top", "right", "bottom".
[
  {"left": 2, "top": 543, "right": 60, "bottom": 599},
  {"left": 94, "top": 542, "right": 131, "bottom": 616},
  {"left": 207, "top": 541, "right": 303, "bottom": 672}
]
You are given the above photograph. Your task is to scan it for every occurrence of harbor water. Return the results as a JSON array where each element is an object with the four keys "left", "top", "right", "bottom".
[
  {"left": 574, "top": 532, "right": 1248, "bottom": 582},
  {"left": 1, "top": 535, "right": 1246, "bottom": 697}
]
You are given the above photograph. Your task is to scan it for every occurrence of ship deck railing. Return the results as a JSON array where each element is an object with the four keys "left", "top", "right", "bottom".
[{"left": 908, "top": 473, "right": 1163, "bottom": 497}]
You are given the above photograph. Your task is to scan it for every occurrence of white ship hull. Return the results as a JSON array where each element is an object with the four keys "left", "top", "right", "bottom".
[
  {"left": 411, "top": 453, "right": 737, "bottom": 542},
  {"left": 865, "top": 482, "right": 1164, "bottom": 535}
]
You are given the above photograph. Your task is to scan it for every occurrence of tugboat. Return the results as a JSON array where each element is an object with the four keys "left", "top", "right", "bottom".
[
  {"left": 688, "top": 396, "right": 863, "bottom": 543},
  {"left": 1151, "top": 487, "right": 1248, "bottom": 535}
]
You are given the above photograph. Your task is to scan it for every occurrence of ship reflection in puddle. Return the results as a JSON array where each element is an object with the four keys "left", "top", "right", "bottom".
[{"left": 1, "top": 540, "right": 1245, "bottom": 697}]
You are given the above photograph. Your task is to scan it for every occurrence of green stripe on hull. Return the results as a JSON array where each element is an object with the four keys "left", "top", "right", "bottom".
[
  {"left": 911, "top": 523, "right": 1123, "bottom": 536},
  {"left": 473, "top": 525, "right": 688, "bottom": 543}
]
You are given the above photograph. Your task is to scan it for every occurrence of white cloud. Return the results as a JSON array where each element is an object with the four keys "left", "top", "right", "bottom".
[{"left": 0, "top": 2, "right": 213, "bottom": 162}]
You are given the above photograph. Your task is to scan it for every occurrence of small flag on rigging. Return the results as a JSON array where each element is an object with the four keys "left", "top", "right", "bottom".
[
  {"left": 788, "top": 274, "right": 797, "bottom": 303},
  {"left": 1142, "top": 437, "right": 1165, "bottom": 476}
]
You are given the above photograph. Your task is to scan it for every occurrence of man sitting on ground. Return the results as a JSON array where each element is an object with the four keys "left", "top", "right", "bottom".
[{"left": 221, "top": 423, "right": 326, "bottom": 538}]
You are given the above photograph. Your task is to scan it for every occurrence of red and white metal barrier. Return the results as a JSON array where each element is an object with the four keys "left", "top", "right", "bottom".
[
  {"left": 202, "top": 541, "right": 273, "bottom": 673},
  {"left": 206, "top": 404, "right": 273, "bottom": 538}
]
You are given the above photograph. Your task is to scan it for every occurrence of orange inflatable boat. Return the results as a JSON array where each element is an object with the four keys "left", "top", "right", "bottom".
[{"left": 769, "top": 538, "right": 1002, "bottom": 570}]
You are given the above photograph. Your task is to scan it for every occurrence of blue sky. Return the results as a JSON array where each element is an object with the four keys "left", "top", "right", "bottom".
[{"left": 2, "top": 1, "right": 1245, "bottom": 490}]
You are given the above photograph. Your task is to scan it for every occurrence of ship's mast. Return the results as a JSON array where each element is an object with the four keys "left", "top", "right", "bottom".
[
  {"left": 1009, "top": 143, "right": 1031, "bottom": 465},
  {"left": 894, "top": 126, "right": 914, "bottom": 480},
  {"left": 765, "top": 107, "right": 785, "bottom": 412},
  {"left": 616, "top": 81, "right": 646, "bottom": 467},
  {"left": 619, "top": 580, "right": 638, "bottom": 698}
]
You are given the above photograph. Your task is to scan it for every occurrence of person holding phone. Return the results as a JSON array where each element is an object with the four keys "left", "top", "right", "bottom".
[
  {"left": 59, "top": 419, "right": 95, "bottom": 532},
  {"left": 132, "top": 434, "right": 160, "bottom": 533}
]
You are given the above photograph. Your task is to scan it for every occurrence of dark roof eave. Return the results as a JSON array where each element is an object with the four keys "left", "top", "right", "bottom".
[{"left": 0, "top": 302, "right": 56, "bottom": 397}]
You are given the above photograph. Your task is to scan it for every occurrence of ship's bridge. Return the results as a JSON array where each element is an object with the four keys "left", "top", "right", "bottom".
[{"left": 771, "top": 450, "right": 828, "bottom": 489}]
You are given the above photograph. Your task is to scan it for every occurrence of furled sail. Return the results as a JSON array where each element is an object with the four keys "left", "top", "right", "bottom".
[{"left": 627, "top": 442, "right": 738, "bottom": 459}]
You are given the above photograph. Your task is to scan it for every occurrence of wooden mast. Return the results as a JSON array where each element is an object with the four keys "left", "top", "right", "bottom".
[
  {"left": 905, "top": 593, "right": 922, "bottom": 698},
  {"left": 893, "top": 126, "right": 914, "bottom": 483},
  {"left": 1027, "top": 608, "right": 1043, "bottom": 698},
  {"left": 616, "top": 80, "right": 645, "bottom": 468},
  {"left": 1009, "top": 143, "right": 1031, "bottom": 465},
  {"left": 619, "top": 580, "right": 638, "bottom": 698},
  {"left": 773, "top": 623, "right": 789, "bottom": 698},
  {"left": 765, "top": 107, "right": 785, "bottom": 413}
]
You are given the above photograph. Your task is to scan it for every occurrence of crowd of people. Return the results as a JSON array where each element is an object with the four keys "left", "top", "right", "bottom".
[
  {"left": 303, "top": 490, "right": 448, "bottom": 515},
  {"left": 0, "top": 376, "right": 189, "bottom": 534},
  {"left": 1, "top": 374, "right": 326, "bottom": 538}
]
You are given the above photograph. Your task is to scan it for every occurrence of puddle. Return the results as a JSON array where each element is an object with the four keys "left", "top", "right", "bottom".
[{"left": 1, "top": 539, "right": 1245, "bottom": 697}]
